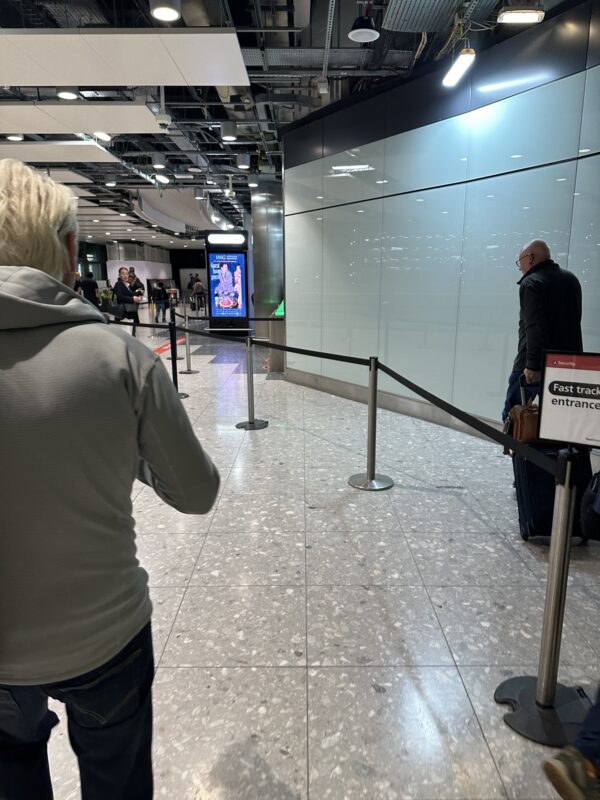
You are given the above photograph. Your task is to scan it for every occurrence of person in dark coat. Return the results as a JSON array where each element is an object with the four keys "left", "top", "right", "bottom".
[
  {"left": 80, "top": 271, "right": 99, "bottom": 306},
  {"left": 113, "top": 266, "right": 140, "bottom": 325},
  {"left": 502, "top": 239, "right": 582, "bottom": 421}
]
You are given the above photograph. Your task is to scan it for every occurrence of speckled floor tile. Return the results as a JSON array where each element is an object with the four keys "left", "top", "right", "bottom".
[
  {"left": 306, "top": 531, "right": 421, "bottom": 586},
  {"left": 151, "top": 587, "right": 186, "bottom": 662},
  {"left": 429, "top": 586, "right": 597, "bottom": 666},
  {"left": 307, "top": 585, "right": 453, "bottom": 666},
  {"left": 224, "top": 466, "right": 306, "bottom": 496},
  {"left": 135, "top": 533, "right": 205, "bottom": 587},
  {"left": 48, "top": 702, "right": 79, "bottom": 800},
  {"left": 209, "top": 494, "right": 306, "bottom": 533},
  {"left": 308, "top": 666, "right": 506, "bottom": 799},
  {"left": 514, "top": 539, "right": 600, "bottom": 587},
  {"left": 133, "top": 496, "right": 215, "bottom": 535},
  {"left": 162, "top": 585, "right": 306, "bottom": 666},
  {"left": 390, "top": 487, "right": 499, "bottom": 533},
  {"left": 191, "top": 531, "right": 305, "bottom": 586},
  {"left": 153, "top": 667, "right": 307, "bottom": 800},
  {"left": 406, "top": 532, "right": 539, "bottom": 587},
  {"left": 564, "top": 584, "right": 600, "bottom": 658},
  {"left": 460, "top": 665, "right": 600, "bottom": 800},
  {"left": 305, "top": 488, "right": 399, "bottom": 532}
]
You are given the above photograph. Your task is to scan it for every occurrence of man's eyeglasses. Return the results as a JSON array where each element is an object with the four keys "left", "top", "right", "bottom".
[{"left": 515, "top": 253, "right": 530, "bottom": 267}]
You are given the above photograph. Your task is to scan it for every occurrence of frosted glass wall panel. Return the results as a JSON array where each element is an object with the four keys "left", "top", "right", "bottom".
[
  {"left": 284, "top": 161, "right": 324, "bottom": 215},
  {"left": 464, "top": 72, "right": 586, "bottom": 181},
  {"left": 453, "top": 162, "right": 577, "bottom": 420},
  {"left": 579, "top": 65, "right": 600, "bottom": 156},
  {"left": 320, "top": 199, "right": 383, "bottom": 387},
  {"left": 284, "top": 211, "right": 323, "bottom": 374},
  {"left": 378, "top": 185, "right": 465, "bottom": 401},
  {"left": 321, "top": 140, "right": 385, "bottom": 209},
  {"left": 568, "top": 155, "right": 600, "bottom": 353},
  {"left": 384, "top": 117, "right": 468, "bottom": 195}
]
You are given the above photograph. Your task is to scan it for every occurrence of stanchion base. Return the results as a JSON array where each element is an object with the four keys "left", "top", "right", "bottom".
[
  {"left": 179, "top": 369, "right": 199, "bottom": 375},
  {"left": 494, "top": 676, "right": 591, "bottom": 747},
  {"left": 348, "top": 473, "right": 394, "bottom": 491},
  {"left": 178, "top": 392, "right": 189, "bottom": 400},
  {"left": 236, "top": 420, "right": 269, "bottom": 430}
]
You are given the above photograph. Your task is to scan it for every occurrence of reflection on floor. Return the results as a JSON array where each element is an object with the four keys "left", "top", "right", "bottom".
[{"left": 48, "top": 318, "right": 600, "bottom": 800}]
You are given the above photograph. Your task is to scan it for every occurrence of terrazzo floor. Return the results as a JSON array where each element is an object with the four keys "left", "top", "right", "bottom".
[{"left": 47, "top": 319, "right": 600, "bottom": 800}]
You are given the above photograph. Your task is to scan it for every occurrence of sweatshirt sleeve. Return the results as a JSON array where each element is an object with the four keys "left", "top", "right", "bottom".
[
  {"left": 520, "top": 279, "right": 545, "bottom": 372},
  {"left": 136, "top": 358, "right": 220, "bottom": 513}
]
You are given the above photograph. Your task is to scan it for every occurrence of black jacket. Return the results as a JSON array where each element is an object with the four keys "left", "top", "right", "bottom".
[
  {"left": 513, "top": 259, "right": 582, "bottom": 372},
  {"left": 113, "top": 279, "right": 135, "bottom": 305}
]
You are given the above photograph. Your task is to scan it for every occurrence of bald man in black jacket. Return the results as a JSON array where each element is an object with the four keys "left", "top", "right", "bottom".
[{"left": 502, "top": 239, "right": 583, "bottom": 421}]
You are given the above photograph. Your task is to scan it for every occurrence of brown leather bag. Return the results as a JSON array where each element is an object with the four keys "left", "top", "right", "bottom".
[{"left": 508, "top": 399, "right": 539, "bottom": 443}]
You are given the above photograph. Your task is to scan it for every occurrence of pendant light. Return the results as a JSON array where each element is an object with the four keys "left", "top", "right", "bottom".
[
  {"left": 348, "top": 16, "right": 380, "bottom": 43},
  {"left": 149, "top": 0, "right": 181, "bottom": 22}
]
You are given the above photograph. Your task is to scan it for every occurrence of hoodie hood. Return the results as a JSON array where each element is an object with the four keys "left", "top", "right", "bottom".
[{"left": 0, "top": 266, "right": 106, "bottom": 330}]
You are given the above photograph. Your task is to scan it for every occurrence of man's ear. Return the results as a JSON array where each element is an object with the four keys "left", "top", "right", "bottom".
[{"left": 63, "top": 231, "right": 78, "bottom": 288}]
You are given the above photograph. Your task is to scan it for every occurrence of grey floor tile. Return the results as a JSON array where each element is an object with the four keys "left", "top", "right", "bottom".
[
  {"left": 306, "top": 531, "right": 421, "bottom": 586},
  {"left": 565, "top": 583, "right": 600, "bottom": 658},
  {"left": 191, "top": 531, "right": 306, "bottom": 586},
  {"left": 151, "top": 587, "right": 186, "bottom": 662},
  {"left": 390, "top": 487, "right": 499, "bottom": 534},
  {"left": 307, "top": 585, "right": 453, "bottom": 666},
  {"left": 133, "top": 496, "right": 215, "bottom": 535},
  {"left": 308, "top": 666, "right": 506, "bottom": 799},
  {"left": 209, "top": 494, "right": 306, "bottom": 533},
  {"left": 514, "top": 539, "right": 600, "bottom": 588},
  {"left": 153, "top": 667, "right": 307, "bottom": 800},
  {"left": 305, "top": 488, "right": 399, "bottom": 533},
  {"left": 460, "top": 665, "right": 600, "bottom": 800},
  {"left": 226, "top": 464, "right": 306, "bottom": 496},
  {"left": 406, "top": 532, "right": 539, "bottom": 587},
  {"left": 430, "top": 586, "right": 597, "bottom": 666},
  {"left": 48, "top": 702, "right": 79, "bottom": 800},
  {"left": 162, "top": 585, "right": 306, "bottom": 667},
  {"left": 136, "top": 533, "right": 205, "bottom": 587}
]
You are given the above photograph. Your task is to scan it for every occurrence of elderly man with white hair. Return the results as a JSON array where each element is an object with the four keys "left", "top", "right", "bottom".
[
  {"left": 502, "top": 238, "right": 583, "bottom": 421},
  {"left": 0, "top": 159, "right": 220, "bottom": 799}
]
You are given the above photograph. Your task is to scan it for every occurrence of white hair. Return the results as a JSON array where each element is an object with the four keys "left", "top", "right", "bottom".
[
  {"left": 0, "top": 159, "right": 78, "bottom": 281},
  {"left": 522, "top": 239, "right": 551, "bottom": 261}
]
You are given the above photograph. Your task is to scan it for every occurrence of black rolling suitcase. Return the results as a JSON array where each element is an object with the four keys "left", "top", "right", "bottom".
[{"left": 514, "top": 447, "right": 592, "bottom": 541}]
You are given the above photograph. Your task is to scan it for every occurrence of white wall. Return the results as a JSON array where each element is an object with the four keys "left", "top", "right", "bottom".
[{"left": 284, "top": 64, "right": 600, "bottom": 421}]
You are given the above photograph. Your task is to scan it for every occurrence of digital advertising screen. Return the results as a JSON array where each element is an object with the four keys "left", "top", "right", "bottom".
[{"left": 208, "top": 252, "right": 247, "bottom": 318}]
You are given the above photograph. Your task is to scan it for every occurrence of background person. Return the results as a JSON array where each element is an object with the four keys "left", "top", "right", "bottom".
[
  {"left": 80, "top": 270, "right": 99, "bottom": 306},
  {"left": 502, "top": 239, "right": 583, "bottom": 421},
  {"left": 152, "top": 280, "right": 169, "bottom": 323},
  {"left": 113, "top": 266, "right": 140, "bottom": 325},
  {"left": 0, "top": 158, "right": 220, "bottom": 800}
]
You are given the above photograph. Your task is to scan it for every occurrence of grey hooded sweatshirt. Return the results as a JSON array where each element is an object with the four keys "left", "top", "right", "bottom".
[{"left": 0, "top": 266, "right": 219, "bottom": 685}]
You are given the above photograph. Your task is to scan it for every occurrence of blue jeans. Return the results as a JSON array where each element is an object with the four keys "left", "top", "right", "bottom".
[
  {"left": 576, "top": 686, "right": 600, "bottom": 773},
  {"left": 502, "top": 369, "right": 538, "bottom": 422},
  {"left": 155, "top": 302, "right": 167, "bottom": 322},
  {"left": 0, "top": 623, "right": 153, "bottom": 800}
]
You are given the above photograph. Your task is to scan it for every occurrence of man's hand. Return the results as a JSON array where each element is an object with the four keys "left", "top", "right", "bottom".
[{"left": 523, "top": 369, "right": 541, "bottom": 383}]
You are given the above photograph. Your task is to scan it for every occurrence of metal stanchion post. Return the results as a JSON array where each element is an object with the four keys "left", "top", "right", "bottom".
[
  {"left": 236, "top": 337, "right": 268, "bottom": 430},
  {"left": 168, "top": 321, "right": 188, "bottom": 399},
  {"left": 494, "top": 449, "right": 591, "bottom": 746},
  {"left": 180, "top": 305, "right": 199, "bottom": 376},
  {"left": 167, "top": 298, "right": 183, "bottom": 360},
  {"left": 349, "top": 357, "right": 393, "bottom": 491}
]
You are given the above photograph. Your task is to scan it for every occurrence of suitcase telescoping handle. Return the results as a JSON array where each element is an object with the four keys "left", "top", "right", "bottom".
[{"left": 520, "top": 373, "right": 540, "bottom": 406}]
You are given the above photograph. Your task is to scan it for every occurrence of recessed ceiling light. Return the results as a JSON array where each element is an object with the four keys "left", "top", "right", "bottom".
[
  {"left": 105, "top": 231, "right": 111, "bottom": 235},
  {"left": 150, "top": 0, "right": 181, "bottom": 21},
  {"left": 119, "top": 212, "right": 126, "bottom": 217},
  {"left": 93, "top": 131, "right": 112, "bottom": 143},
  {"left": 93, "top": 218, "right": 100, "bottom": 223},
  {"left": 105, "top": 181, "right": 116, "bottom": 187},
  {"left": 579, "top": 148, "right": 591, "bottom": 154},
  {"left": 356, "top": 209, "right": 364, "bottom": 213},
  {"left": 316, "top": 195, "right": 324, "bottom": 199},
  {"left": 6, "top": 133, "right": 24, "bottom": 142},
  {"left": 87, "top": 235, "right": 92, "bottom": 238},
  {"left": 151, "top": 235, "right": 157, "bottom": 238},
  {"left": 510, "top": 154, "right": 523, "bottom": 159},
  {"left": 221, "top": 121, "right": 237, "bottom": 142},
  {"left": 376, "top": 179, "right": 389, "bottom": 184},
  {"left": 248, "top": 181, "right": 259, "bottom": 188},
  {"left": 126, "top": 228, "right": 132, "bottom": 232},
  {"left": 187, "top": 166, "right": 203, "bottom": 173},
  {"left": 155, "top": 173, "right": 170, "bottom": 184},
  {"left": 57, "top": 87, "right": 79, "bottom": 100},
  {"left": 348, "top": 15, "right": 380, "bottom": 43},
  {"left": 152, "top": 224, "right": 158, "bottom": 227},
  {"left": 169, "top": 240, "right": 174, "bottom": 243}
]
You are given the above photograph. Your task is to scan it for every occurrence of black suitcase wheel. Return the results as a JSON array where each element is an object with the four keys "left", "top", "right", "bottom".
[{"left": 520, "top": 527, "right": 529, "bottom": 542}]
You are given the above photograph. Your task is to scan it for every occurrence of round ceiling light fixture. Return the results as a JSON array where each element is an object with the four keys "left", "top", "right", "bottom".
[
  {"left": 57, "top": 87, "right": 79, "bottom": 100},
  {"left": 155, "top": 173, "right": 170, "bottom": 184},
  {"left": 152, "top": 153, "right": 166, "bottom": 170},
  {"left": 348, "top": 16, "right": 380, "bottom": 43},
  {"left": 6, "top": 134, "right": 24, "bottom": 142},
  {"left": 221, "top": 120, "right": 237, "bottom": 142},
  {"left": 149, "top": 0, "right": 181, "bottom": 22},
  {"left": 237, "top": 153, "right": 251, "bottom": 170}
]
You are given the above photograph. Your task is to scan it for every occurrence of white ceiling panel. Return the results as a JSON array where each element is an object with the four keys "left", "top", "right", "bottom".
[
  {"left": 0, "top": 29, "right": 248, "bottom": 87},
  {"left": 0, "top": 141, "right": 119, "bottom": 163},
  {"left": 0, "top": 105, "right": 67, "bottom": 134},
  {"left": 160, "top": 32, "right": 250, "bottom": 87},
  {"left": 46, "top": 169, "right": 93, "bottom": 184},
  {"left": 0, "top": 103, "right": 163, "bottom": 134}
]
